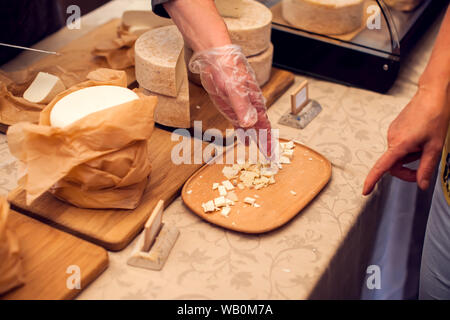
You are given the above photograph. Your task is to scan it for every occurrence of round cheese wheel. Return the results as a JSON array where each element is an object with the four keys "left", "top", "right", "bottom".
[
  {"left": 50, "top": 85, "right": 139, "bottom": 128},
  {"left": 281, "top": 0, "right": 364, "bottom": 35},
  {"left": 224, "top": 0, "right": 272, "bottom": 57}
]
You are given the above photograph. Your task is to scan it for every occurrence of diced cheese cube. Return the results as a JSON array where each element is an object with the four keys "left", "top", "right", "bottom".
[
  {"left": 214, "top": 196, "right": 227, "bottom": 207},
  {"left": 222, "top": 180, "right": 235, "bottom": 191},
  {"left": 254, "top": 203, "right": 261, "bottom": 208},
  {"left": 282, "top": 149, "right": 294, "bottom": 159},
  {"left": 281, "top": 141, "right": 295, "bottom": 150},
  {"left": 237, "top": 183, "right": 245, "bottom": 190},
  {"left": 221, "top": 207, "right": 231, "bottom": 217},
  {"left": 202, "top": 200, "right": 215, "bottom": 213},
  {"left": 280, "top": 156, "right": 291, "bottom": 164},
  {"left": 212, "top": 183, "right": 219, "bottom": 190},
  {"left": 222, "top": 166, "right": 239, "bottom": 179},
  {"left": 218, "top": 185, "right": 227, "bottom": 196},
  {"left": 244, "top": 197, "right": 256, "bottom": 205}
]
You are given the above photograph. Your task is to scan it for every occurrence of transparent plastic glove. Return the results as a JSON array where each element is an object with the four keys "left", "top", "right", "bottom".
[{"left": 189, "top": 45, "right": 273, "bottom": 157}]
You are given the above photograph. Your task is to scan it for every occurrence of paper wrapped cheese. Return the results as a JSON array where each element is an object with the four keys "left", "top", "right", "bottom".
[
  {"left": 0, "top": 197, "right": 25, "bottom": 296},
  {"left": 281, "top": 0, "right": 364, "bottom": 35},
  {"left": 7, "top": 69, "right": 157, "bottom": 209}
]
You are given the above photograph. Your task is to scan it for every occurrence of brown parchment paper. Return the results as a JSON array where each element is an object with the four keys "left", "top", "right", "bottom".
[
  {"left": 7, "top": 69, "right": 158, "bottom": 209},
  {"left": 0, "top": 197, "right": 24, "bottom": 296},
  {"left": 92, "top": 26, "right": 137, "bottom": 70},
  {"left": 0, "top": 66, "right": 85, "bottom": 126}
]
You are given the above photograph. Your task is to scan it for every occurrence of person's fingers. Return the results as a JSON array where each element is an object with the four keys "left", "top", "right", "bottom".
[
  {"left": 389, "top": 161, "right": 417, "bottom": 182},
  {"left": 227, "top": 88, "right": 258, "bottom": 128},
  {"left": 362, "top": 148, "right": 406, "bottom": 195},
  {"left": 417, "top": 142, "right": 442, "bottom": 190}
]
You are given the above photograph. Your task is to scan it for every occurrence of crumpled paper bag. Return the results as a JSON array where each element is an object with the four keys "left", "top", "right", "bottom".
[
  {"left": 92, "top": 25, "right": 137, "bottom": 70},
  {"left": 7, "top": 69, "right": 158, "bottom": 209},
  {"left": 0, "top": 197, "right": 25, "bottom": 296},
  {"left": 0, "top": 66, "right": 85, "bottom": 126}
]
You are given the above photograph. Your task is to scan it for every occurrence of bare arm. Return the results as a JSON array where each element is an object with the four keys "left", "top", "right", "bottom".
[
  {"left": 363, "top": 5, "right": 450, "bottom": 195},
  {"left": 163, "top": 0, "right": 231, "bottom": 52}
]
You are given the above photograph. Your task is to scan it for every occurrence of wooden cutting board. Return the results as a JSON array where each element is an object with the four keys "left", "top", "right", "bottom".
[
  {"left": 1, "top": 211, "right": 108, "bottom": 300},
  {"left": 8, "top": 127, "right": 207, "bottom": 251},
  {"left": 182, "top": 140, "right": 332, "bottom": 233}
]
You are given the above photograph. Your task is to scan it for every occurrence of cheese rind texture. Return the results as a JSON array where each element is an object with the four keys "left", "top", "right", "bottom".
[
  {"left": 281, "top": 0, "right": 364, "bottom": 35},
  {"left": 50, "top": 85, "right": 139, "bottom": 128},
  {"left": 215, "top": 0, "right": 242, "bottom": 18},
  {"left": 23, "top": 72, "right": 66, "bottom": 104},
  {"left": 140, "top": 75, "right": 190, "bottom": 129},
  {"left": 135, "top": 25, "right": 185, "bottom": 97},
  {"left": 224, "top": 0, "right": 272, "bottom": 56}
]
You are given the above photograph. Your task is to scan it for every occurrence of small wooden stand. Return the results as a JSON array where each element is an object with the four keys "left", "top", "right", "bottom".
[
  {"left": 279, "top": 80, "right": 322, "bottom": 129},
  {"left": 127, "top": 200, "right": 179, "bottom": 271}
]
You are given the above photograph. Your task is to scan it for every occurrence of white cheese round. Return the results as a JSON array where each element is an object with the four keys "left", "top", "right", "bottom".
[{"left": 50, "top": 85, "right": 139, "bottom": 128}]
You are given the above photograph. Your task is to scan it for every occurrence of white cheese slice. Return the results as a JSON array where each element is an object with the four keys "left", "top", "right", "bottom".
[
  {"left": 244, "top": 197, "right": 256, "bottom": 205},
  {"left": 221, "top": 207, "right": 231, "bottom": 217},
  {"left": 135, "top": 25, "right": 185, "bottom": 97},
  {"left": 23, "top": 72, "right": 66, "bottom": 104},
  {"left": 222, "top": 180, "right": 235, "bottom": 191},
  {"left": 218, "top": 185, "right": 228, "bottom": 196},
  {"left": 202, "top": 200, "right": 215, "bottom": 213},
  {"left": 214, "top": 196, "right": 227, "bottom": 207},
  {"left": 50, "top": 85, "right": 139, "bottom": 128}
]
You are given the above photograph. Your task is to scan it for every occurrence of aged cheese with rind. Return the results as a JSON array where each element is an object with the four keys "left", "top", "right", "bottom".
[
  {"left": 135, "top": 25, "right": 185, "bottom": 97},
  {"left": 139, "top": 62, "right": 190, "bottom": 129},
  {"left": 50, "top": 85, "right": 139, "bottom": 128},
  {"left": 281, "top": 0, "right": 364, "bottom": 35},
  {"left": 224, "top": 0, "right": 272, "bottom": 57},
  {"left": 215, "top": 0, "right": 242, "bottom": 18},
  {"left": 23, "top": 72, "right": 66, "bottom": 104}
]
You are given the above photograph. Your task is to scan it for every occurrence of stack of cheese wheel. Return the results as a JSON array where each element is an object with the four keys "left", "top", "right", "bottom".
[
  {"left": 187, "top": 0, "right": 274, "bottom": 88},
  {"left": 134, "top": 0, "right": 273, "bottom": 129},
  {"left": 281, "top": 0, "right": 364, "bottom": 35}
]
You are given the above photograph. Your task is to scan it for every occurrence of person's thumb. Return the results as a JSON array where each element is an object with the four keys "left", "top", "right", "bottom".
[{"left": 417, "top": 142, "right": 442, "bottom": 190}]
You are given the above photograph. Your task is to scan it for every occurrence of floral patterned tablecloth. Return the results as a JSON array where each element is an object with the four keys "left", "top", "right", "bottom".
[{"left": 0, "top": 0, "right": 443, "bottom": 299}]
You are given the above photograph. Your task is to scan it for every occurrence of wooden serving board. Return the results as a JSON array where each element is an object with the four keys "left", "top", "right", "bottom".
[
  {"left": 182, "top": 140, "right": 332, "bottom": 233},
  {"left": 189, "top": 67, "right": 294, "bottom": 135},
  {"left": 8, "top": 127, "right": 207, "bottom": 251},
  {"left": 1, "top": 211, "right": 108, "bottom": 300}
]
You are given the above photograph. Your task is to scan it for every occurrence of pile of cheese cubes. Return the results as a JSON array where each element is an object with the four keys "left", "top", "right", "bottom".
[{"left": 201, "top": 140, "right": 296, "bottom": 217}]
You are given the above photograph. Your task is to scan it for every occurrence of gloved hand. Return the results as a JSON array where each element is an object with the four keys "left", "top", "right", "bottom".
[{"left": 189, "top": 45, "right": 273, "bottom": 157}]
